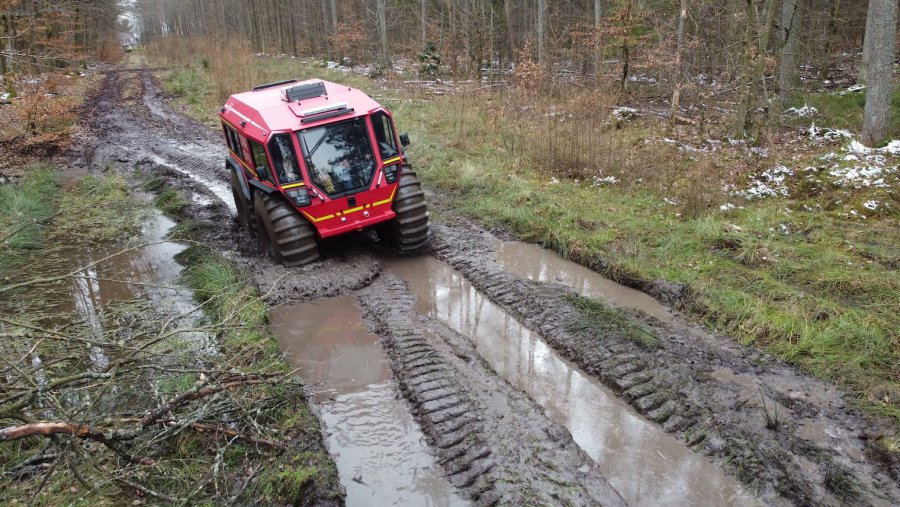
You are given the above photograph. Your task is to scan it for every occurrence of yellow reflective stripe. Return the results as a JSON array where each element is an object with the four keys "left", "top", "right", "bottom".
[
  {"left": 281, "top": 182, "right": 306, "bottom": 189},
  {"left": 300, "top": 210, "right": 334, "bottom": 223},
  {"left": 299, "top": 186, "right": 397, "bottom": 223},
  {"left": 372, "top": 186, "right": 398, "bottom": 207},
  {"left": 382, "top": 156, "right": 401, "bottom": 166}
]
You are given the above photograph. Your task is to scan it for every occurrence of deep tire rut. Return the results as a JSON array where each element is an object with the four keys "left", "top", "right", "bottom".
[
  {"left": 357, "top": 275, "right": 626, "bottom": 506},
  {"left": 429, "top": 220, "right": 900, "bottom": 506}
]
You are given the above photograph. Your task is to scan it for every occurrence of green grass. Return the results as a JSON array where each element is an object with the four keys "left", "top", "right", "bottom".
[
  {"left": 0, "top": 163, "right": 58, "bottom": 256},
  {"left": 567, "top": 294, "right": 662, "bottom": 349},
  {"left": 790, "top": 87, "right": 900, "bottom": 142},
  {"left": 154, "top": 187, "right": 189, "bottom": 216},
  {"left": 53, "top": 173, "right": 146, "bottom": 244},
  {"left": 163, "top": 66, "right": 210, "bottom": 106}
]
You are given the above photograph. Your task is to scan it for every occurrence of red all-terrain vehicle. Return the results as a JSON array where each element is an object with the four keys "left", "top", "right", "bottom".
[{"left": 219, "top": 79, "right": 430, "bottom": 266}]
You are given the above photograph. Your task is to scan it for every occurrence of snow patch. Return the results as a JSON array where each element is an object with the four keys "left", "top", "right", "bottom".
[
  {"left": 784, "top": 104, "right": 818, "bottom": 117},
  {"left": 840, "top": 84, "right": 865, "bottom": 95},
  {"left": 612, "top": 106, "right": 640, "bottom": 120},
  {"left": 737, "top": 165, "right": 793, "bottom": 199},
  {"left": 592, "top": 175, "right": 619, "bottom": 187}
]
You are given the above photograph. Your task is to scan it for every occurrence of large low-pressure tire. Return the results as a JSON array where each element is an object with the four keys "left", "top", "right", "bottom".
[
  {"left": 386, "top": 164, "right": 430, "bottom": 251},
  {"left": 230, "top": 169, "right": 257, "bottom": 237},
  {"left": 254, "top": 191, "right": 320, "bottom": 266}
]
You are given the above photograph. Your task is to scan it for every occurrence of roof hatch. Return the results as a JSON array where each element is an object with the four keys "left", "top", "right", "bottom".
[{"left": 282, "top": 81, "right": 327, "bottom": 102}]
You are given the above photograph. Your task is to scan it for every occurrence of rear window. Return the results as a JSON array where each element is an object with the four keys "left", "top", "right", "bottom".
[{"left": 223, "top": 124, "right": 243, "bottom": 158}]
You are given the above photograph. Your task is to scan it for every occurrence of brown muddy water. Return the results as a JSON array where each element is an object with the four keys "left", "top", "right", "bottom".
[
  {"left": 59, "top": 209, "right": 194, "bottom": 318},
  {"left": 387, "top": 256, "right": 759, "bottom": 507},
  {"left": 270, "top": 295, "right": 468, "bottom": 507},
  {"left": 494, "top": 240, "right": 673, "bottom": 323}
]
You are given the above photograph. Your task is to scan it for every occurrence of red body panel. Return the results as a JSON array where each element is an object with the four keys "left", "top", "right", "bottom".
[{"left": 219, "top": 79, "right": 404, "bottom": 239}]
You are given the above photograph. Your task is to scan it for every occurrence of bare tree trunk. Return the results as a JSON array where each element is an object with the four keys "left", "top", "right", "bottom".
[
  {"left": 778, "top": 0, "right": 799, "bottom": 109},
  {"left": 861, "top": 0, "right": 897, "bottom": 147},
  {"left": 503, "top": 0, "right": 516, "bottom": 62},
  {"left": 330, "top": 0, "right": 338, "bottom": 32},
  {"left": 593, "top": 0, "right": 602, "bottom": 79},
  {"left": 0, "top": 13, "right": 8, "bottom": 76},
  {"left": 621, "top": 0, "right": 632, "bottom": 91},
  {"left": 820, "top": 0, "right": 841, "bottom": 78},
  {"left": 421, "top": 0, "right": 427, "bottom": 48},
  {"left": 859, "top": 0, "right": 876, "bottom": 84},
  {"left": 448, "top": 0, "right": 458, "bottom": 78},
  {"left": 669, "top": 0, "right": 688, "bottom": 130},
  {"left": 735, "top": 0, "right": 778, "bottom": 138},
  {"left": 536, "top": 0, "right": 547, "bottom": 65},
  {"left": 376, "top": 0, "right": 388, "bottom": 68}
]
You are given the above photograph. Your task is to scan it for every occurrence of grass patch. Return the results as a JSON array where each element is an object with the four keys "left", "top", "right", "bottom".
[
  {"left": 789, "top": 88, "right": 900, "bottom": 142},
  {"left": 52, "top": 172, "right": 146, "bottom": 244},
  {"left": 823, "top": 461, "right": 865, "bottom": 502},
  {"left": 0, "top": 163, "right": 57, "bottom": 256},
  {"left": 154, "top": 187, "right": 189, "bottom": 216},
  {"left": 166, "top": 218, "right": 213, "bottom": 241},
  {"left": 567, "top": 294, "right": 661, "bottom": 349},
  {"left": 163, "top": 66, "right": 210, "bottom": 106}
]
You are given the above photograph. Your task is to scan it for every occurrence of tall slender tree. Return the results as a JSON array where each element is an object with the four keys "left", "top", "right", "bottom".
[{"left": 861, "top": 0, "right": 897, "bottom": 147}]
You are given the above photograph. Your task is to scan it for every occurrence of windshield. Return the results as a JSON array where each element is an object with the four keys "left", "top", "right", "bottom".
[{"left": 298, "top": 118, "right": 375, "bottom": 196}]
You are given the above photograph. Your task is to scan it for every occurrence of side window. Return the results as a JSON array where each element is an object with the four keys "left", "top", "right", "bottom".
[
  {"left": 222, "top": 124, "right": 243, "bottom": 158},
  {"left": 269, "top": 134, "right": 302, "bottom": 184},
  {"left": 372, "top": 112, "right": 399, "bottom": 160},
  {"left": 250, "top": 141, "right": 274, "bottom": 183}
]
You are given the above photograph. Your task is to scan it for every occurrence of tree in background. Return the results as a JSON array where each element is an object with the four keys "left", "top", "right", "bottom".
[{"left": 861, "top": 0, "right": 897, "bottom": 147}]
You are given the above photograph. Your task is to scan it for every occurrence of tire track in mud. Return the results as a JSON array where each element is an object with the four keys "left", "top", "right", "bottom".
[
  {"left": 357, "top": 276, "right": 627, "bottom": 506},
  {"left": 429, "top": 221, "right": 900, "bottom": 506},
  {"left": 78, "top": 68, "right": 231, "bottom": 209}
]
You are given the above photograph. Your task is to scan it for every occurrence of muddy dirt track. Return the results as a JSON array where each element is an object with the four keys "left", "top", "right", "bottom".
[{"left": 74, "top": 67, "right": 899, "bottom": 506}]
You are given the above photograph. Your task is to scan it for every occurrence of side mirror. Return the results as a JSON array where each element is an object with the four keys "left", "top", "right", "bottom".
[
  {"left": 399, "top": 132, "right": 410, "bottom": 147},
  {"left": 256, "top": 166, "right": 270, "bottom": 181}
]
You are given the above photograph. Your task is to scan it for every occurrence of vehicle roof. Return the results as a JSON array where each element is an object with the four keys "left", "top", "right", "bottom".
[{"left": 220, "top": 79, "right": 383, "bottom": 142}]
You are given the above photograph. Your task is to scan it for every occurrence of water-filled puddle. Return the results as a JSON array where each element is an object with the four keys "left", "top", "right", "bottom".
[
  {"left": 387, "top": 256, "right": 758, "bottom": 506},
  {"left": 494, "top": 240, "right": 673, "bottom": 322},
  {"left": 270, "top": 295, "right": 466, "bottom": 507},
  {"left": 57, "top": 209, "right": 194, "bottom": 319}
]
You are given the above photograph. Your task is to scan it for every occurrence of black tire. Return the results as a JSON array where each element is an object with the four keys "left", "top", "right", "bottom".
[
  {"left": 230, "top": 169, "right": 257, "bottom": 237},
  {"left": 254, "top": 191, "right": 320, "bottom": 266},
  {"left": 386, "top": 164, "right": 430, "bottom": 251}
]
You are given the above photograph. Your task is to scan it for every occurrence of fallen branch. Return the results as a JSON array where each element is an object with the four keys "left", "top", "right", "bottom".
[
  {"left": 115, "top": 477, "right": 179, "bottom": 503},
  {"left": 0, "top": 421, "right": 130, "bottom": 442}
]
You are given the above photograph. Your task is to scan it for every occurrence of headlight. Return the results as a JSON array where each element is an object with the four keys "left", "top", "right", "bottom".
[{"left": 285, "top": 187, "right": 311, "bottom": 207}]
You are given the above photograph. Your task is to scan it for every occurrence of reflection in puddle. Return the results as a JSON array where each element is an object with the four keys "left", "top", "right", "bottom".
[
  {"left": 388, "top": 256, "right": 758, "bottom": 507},
  {"left": 53, "top": 210, "right": 208, "bottom": 369},
  {"left": 271, "top": 296, "right": 466, "bottom": 507},
  {"left": 494, "top": 240, "right": 673, "bottom": 322}
]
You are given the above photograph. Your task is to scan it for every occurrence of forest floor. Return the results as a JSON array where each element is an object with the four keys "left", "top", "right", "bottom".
[{"left": 1, "top": 49, "right": 897, "bottom": 505}]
